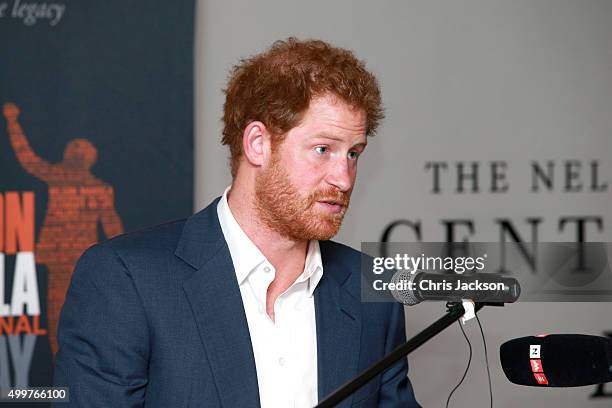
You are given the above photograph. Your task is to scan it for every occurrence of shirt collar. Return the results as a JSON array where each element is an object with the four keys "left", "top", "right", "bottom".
[
  {"left": 217, "top": 186, "right": 266, "bottom": 285},
  {"left": 303, "top": 240, "right": 323, "bottom": 297},
  {"left": 217, "top": 186, "right": 324, "bottom": 296}
]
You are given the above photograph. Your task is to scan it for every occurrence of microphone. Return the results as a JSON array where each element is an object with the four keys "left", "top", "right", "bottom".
[
  {"left": 500, "top": 334, "right": 612, "bottom": 387},
  {"left": 390, "top": 270, "right": 521, "bottom": 305}
]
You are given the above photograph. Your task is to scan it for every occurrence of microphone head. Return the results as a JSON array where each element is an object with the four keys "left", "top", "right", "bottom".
[
  {"left": 390, "top": 269, "right": 419, "bottom": 305},
  {"left": 500, "top": 334, "right": 612, "bottom": 387}
]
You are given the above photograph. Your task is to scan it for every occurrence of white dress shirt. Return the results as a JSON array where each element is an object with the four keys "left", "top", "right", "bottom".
[{"left": 217, "top": 186, "right": 323, "bottom": 408}]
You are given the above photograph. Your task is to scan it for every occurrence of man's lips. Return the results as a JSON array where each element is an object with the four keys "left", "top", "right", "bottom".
[{"left": 316, "top": 200, "right": 345, "bottom": 214}]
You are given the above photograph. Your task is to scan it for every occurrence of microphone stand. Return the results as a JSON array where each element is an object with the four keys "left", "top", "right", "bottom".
[{"left": 315, "top": 301, "right": 488, "bottom": 408}]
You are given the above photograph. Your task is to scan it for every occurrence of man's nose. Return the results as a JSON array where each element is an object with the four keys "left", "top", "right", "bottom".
[{"left": 326, "top": 157, "right": 353, "bottom": 192}]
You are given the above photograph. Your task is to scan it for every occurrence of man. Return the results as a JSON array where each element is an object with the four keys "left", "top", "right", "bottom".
[{"left": 54, "top": 38, "right": 420, "bottom": 407}]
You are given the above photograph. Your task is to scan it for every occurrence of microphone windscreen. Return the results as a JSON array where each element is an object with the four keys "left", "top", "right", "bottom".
[
  {"left": 500, "top": 334, "right": 612, "bottom": 387},
  {"left": 390, "top": 270, "right": 419, "bottom": 305}
]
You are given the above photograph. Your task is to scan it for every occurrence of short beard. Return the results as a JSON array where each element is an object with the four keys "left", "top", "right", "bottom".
[{"left": 254, "top": 154, "right": 350, "bottom": 241}]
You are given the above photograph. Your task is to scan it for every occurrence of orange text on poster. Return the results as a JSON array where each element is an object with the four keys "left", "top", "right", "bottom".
[
  {"left": 0, "top": 192, "right": 35, "bottom": 254},
  {"left": 0, "top": 315, "right": 46, "bottom": 336}
]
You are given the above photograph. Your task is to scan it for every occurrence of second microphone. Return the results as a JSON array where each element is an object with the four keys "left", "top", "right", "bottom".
[{"left": 390, "top": 270, "right": 521, "bottom": 305}]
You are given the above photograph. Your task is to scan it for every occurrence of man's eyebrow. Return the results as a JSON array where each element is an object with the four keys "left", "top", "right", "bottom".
[{"left": 312, "top": 133, "right": 368, "bottom": 148}]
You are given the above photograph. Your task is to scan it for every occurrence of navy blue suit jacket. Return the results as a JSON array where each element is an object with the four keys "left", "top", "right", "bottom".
[{"left": 53, "top": 198, "right": 420, "bottom": 407}]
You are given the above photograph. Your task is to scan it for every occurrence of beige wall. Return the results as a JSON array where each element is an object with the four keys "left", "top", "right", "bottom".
[{"left": 195, "top": 1, "right": 612, "bottom": 406}]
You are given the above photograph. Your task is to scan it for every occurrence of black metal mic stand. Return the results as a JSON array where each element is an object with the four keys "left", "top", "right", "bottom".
[{"left": 315, "top": 301, "right": 488, "bottom": 408}]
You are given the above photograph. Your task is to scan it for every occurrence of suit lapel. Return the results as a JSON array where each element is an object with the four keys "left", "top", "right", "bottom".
[
  {"left": 176, "top": 199, "right": 260, "bottom": 408},
  {"left": 316, "top": 242, "right": 362, "bottom": 408}
]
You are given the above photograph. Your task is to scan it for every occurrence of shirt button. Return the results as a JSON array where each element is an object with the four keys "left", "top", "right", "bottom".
[
  {"left": 278, "top": 357, "right": 286, "bottom": 366},
  {"left": 263, "top": 266, "right": 271, "bottom": 273}
]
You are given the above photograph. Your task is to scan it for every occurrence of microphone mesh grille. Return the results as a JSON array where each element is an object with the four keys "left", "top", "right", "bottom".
[{"left": 390, "top": 269, "right": 419, "bottom": 305}]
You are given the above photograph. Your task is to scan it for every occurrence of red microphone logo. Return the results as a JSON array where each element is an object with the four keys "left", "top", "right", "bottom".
[
  {"left": 534, "top": 372, "right": 549, "bottom": 385},
  {"left": 530, "top": 359, "right": 543, "bottom": 373}
]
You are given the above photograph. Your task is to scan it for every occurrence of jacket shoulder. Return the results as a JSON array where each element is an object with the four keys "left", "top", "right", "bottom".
[
  {"left": 76, "top": 219, "right": 189, "bottom": 277},
  {"left": 103, "top": 218, "right": 187, "bottom": 253}
]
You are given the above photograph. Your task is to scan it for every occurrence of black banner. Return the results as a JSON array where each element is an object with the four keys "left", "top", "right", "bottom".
[{"left": 0, "top": 0, "right": 194, "bottom": 404}]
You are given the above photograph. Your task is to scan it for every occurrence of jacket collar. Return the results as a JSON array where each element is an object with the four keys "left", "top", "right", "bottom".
[{"left": 315, "top": 241, "right": 362, "bottom": 407}]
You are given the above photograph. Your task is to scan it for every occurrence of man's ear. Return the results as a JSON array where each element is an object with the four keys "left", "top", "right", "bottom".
[{"left": 242, "top": 121, "right": 271, "bottom": 168}]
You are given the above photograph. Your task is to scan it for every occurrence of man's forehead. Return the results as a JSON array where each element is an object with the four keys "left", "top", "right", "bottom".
[{"left": 297, "top": 95, "right": 367, "bottom": 137}]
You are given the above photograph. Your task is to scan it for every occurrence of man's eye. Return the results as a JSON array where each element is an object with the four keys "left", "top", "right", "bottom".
[
  {"left": 315, "top": 146, "right": 327, "bottom": 154},
  {"left": 348, "top": 151, "right": 360, "bottom": 160}
]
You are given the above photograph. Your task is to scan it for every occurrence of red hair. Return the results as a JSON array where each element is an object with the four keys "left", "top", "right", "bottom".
[{"left": 222, "top": 37, "right": 384, "bottom": 177}]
